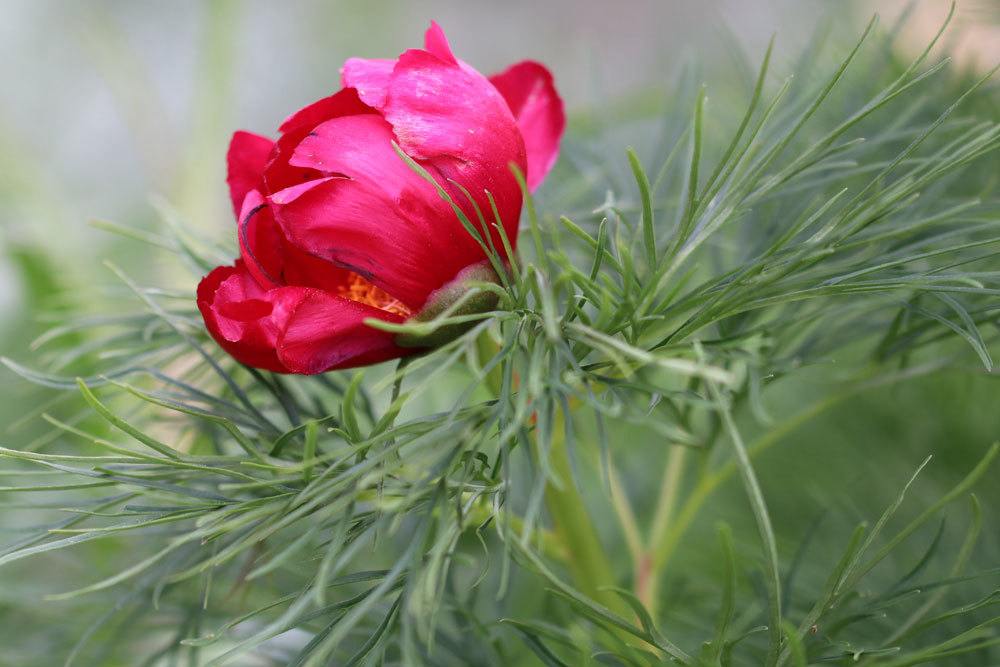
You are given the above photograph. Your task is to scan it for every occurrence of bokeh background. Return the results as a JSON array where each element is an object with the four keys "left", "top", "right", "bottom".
[
  {"left": 3, "top": 0, "right": 996, "bottom": 336},
  {"left": 3, "top": 0, "right": 997, "bottom": 342},
  {"left": 1, "top": 1, "right": 998, "bottom": 663}
]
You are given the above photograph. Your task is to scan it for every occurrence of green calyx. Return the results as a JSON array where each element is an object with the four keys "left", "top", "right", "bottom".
[{"left": 395, "top": 262, "right": 501, "bottom": 348}]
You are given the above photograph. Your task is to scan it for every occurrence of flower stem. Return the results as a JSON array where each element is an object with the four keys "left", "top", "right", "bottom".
[
  {"left": 544, "top": 407, "right": 629, "bottom": 617},
  {"left": 475, "top": 333, "right": 628, "bottom": 618},
  {"left": 639, "top": 444, "right": 688, "bottom": 617}
]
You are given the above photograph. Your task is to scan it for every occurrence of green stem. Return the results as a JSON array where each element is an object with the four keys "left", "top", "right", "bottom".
[
  {"left": 643, "top": 362, "right": 946, "bottom": 624},
  {"left": 653, "top": 390, "right": 856, "bottom": 576},
  {"left": 476, "top": 330, "right": 504, "bottom": 397},
  {"left": 639, "top": 444, "right": 688, "bottom": 617},
  {"left": 544, "top": 408, "right": 629, "bottom": 618},
  {"left": 475, "top": 333, "right": 629, "bottom": 621}
]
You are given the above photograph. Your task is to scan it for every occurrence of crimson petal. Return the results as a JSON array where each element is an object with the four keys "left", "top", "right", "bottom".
[
  {"left": 226, "top": 131, "right": 273, "bottom": 216},
  {"left": 238, "top": 189, "right": 361, "bottom": 293},
  {"left": 197, "top": 261, "right": 411, "bottom": 375},
  {"left": 265, "top": 89, "right": 373, "bottom": 194},
  {"left": 197, "top": 262, "right": 300, "bottom": 373},
  {"left": 279, "top": 114, "right": 488, "bottom": 308},
  {"left": 277, "top": 290, "right": 409, "bottom": 374},
  {"left": 489, "top": 60, "right": 566, "bottom": 192},
  {"left": 383, "top": 44, "right": 526, "bottom": 254}
]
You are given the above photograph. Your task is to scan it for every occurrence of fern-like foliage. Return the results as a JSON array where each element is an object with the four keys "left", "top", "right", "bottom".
[{"left": 2, "top": 8, "right": 999, "bottom": 666}]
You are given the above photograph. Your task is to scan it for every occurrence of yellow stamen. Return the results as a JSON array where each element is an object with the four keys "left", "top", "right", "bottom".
[{"left": 338, "top": 273, "right": 412, "bottom": 317}]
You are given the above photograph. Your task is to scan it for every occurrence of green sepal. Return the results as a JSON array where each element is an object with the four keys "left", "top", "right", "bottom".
[{"left": 396, "top": 262, "right": 501, "bottom": 348}]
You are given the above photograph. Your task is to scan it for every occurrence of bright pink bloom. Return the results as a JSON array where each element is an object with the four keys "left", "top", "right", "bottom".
[{"left": 198, "top": 22, "right": 565, "bottom": 374}]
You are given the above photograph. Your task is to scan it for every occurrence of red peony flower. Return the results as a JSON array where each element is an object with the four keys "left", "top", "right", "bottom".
[{"left": 197, "top": 22, "right": 565, "bottom": 374}]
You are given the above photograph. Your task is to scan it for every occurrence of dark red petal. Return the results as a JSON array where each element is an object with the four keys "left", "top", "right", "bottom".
[
  {"left": 227, "top": 131, "right": 274, "bottom": 217},
  {"left": 238, "top": 189, "right": 359, "bottom": 293},
  {"left": 489, "top": 60, "right": 566, "bottom": 191},
  {"left": 237, "top": 190, "right": 283, "bottom": 289},
  {"left": 197, "top": 262, "right": 298, "bottom": 373},
  {"left": 277, "top": 291, "right": 411, "bottom": 374},
  {"left": 198, "top": 261, "right": 409, "bottom": 375}
]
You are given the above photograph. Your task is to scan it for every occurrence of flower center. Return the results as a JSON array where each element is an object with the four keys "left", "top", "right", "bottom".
[{"left": 338, "top": 273, "right": 412, "bottom": 317}]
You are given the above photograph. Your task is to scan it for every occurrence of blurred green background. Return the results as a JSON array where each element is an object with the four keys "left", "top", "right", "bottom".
[{"left": 1, "top": 1, "right": 997, "bottom": 664}]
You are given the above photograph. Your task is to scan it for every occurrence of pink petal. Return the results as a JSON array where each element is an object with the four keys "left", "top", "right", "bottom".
[
  {"left": 423, "top": 21, "right": 457, "bottom": 65},
  {"left": 226, "top": 131, "right": 274, "bottom": 217},
  {"left": 340, "top": 58, "right": 395, "bottom": 108},
  {"left": 336, "top": 23, "right": 529, "bottom": 252},
  {"left": 383, "top": 48, "right": 523, "bottom": 167},
  {"left": 290, "top": 114, "right": 463, "bottom": 213},
  {"left": 278, "top": 88, "right": 372, "bottom": 135},
  {"left": 381, "top": 46, "right": 527, "bottom": 252},
  {"left": 289, "top": 115, "right": 408, "bottom": 186},
  {"left": 489, "top": 60, "right": 565, "bottom": 191}
]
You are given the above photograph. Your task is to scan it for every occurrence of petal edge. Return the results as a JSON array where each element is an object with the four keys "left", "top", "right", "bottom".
[
  {"left": 226, "top": 131, "right": 274, "bottom": 217},
  {"left": 489, "top": 60, "right": 565, "bottom": 191}
]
